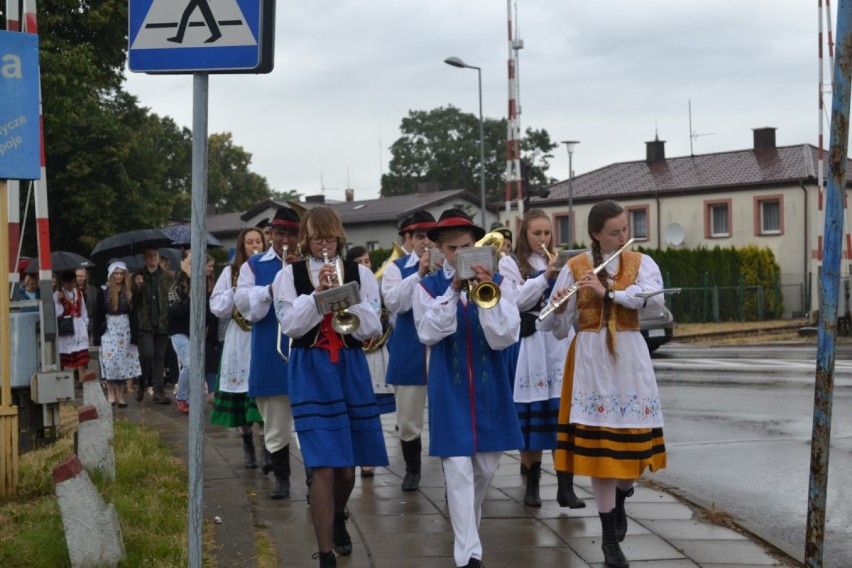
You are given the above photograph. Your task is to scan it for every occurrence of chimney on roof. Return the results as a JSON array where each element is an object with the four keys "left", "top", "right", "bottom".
[
  {"left": 417, "top": 182, "right": 440, "bottom": 194},
  {"left": 753, "top": 127, "right": 777, "bottom": 150},
  {"left": 305, "top": 194, "right": 326, "bottom": 204},
  {"left": 646, "top": 136, "right": 666, "bottom": 163},
  {"left": 345, "top": 189, "right": 354, "bottom": 202}
]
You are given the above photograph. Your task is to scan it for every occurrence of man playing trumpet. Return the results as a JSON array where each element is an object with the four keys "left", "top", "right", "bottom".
[
  {"left": 235, "top": 207, "right": 302, "bottom": 500},
  {"left": 413, "top": 209, "right": 522, "bottom": 568},
  {"left": 380, "top": 210, "right": 436, "bottom": 491}
]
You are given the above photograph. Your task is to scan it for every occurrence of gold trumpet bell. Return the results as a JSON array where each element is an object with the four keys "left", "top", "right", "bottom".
[
  {"left": 331, "top": 311, "right": 361, "bottom": 335},
  {"left": 469, "top": 280, "right": 501, "bottom": 309}
]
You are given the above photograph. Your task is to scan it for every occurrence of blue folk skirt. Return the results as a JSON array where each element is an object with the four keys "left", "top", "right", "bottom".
[{"left": 288, "top": 347, "right": 389, "bottom": 469}]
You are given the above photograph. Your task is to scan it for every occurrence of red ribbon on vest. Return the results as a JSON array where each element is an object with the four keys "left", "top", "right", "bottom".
[
  {"left": 315, "top": 313, "right": 344, "bottom": 363},
  {"left": 60, "top": 290, "right": 82, "bottom": 318}
]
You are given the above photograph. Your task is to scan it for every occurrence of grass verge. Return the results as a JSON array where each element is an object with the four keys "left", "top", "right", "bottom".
[{"left": 0, "top": 407, "right": 208, "bottom": 567}]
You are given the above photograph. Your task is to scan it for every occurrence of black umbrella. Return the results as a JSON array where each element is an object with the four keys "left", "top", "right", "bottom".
[
  {"left": 116, "top": 255, "right": 143, "bottom": 272},
  {"left": 117, "top": 248, "right": 183, "bottom": 274},
  {"left": 91, "top": 229, "right": 173, "bottom": 263},
  {"left": 160, "top": 224, "right": 222, "bottom": 248},
  {"left": 25, "top": 251, "right": 95, "bottom": 274}
]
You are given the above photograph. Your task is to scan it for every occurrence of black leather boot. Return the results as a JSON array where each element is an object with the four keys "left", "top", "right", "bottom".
[
  {"left": 615, "top": 486, "right": 634, "bottom": 542},
  {"left": 556, "top": 471, "right": 586, "bottom": 508},
  {"left": 269, "top": 446, "right": 291, "bottom": 499},
  {"left": 313, "top": 551, "right": 336, "bottom": 568},
  {"left": 332, "top": 511, "right": 352, "bottom": 556},
  {"left": 599, "top": 510, "right": 629, "bottom": 568},
  {"left": 259, "top": 435, "right": 272, "bottom": 474},
  {"left": 400, "top": 438, "right": 422, "bottom": 492},
  {"left": 523, "top": 461, "right": 542, "bottom": 507},
  {"left": 241, "top": 433, "right": 258, "bottom": 469}
]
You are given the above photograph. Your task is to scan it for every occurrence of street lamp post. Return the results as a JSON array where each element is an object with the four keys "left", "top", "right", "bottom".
[
  {"left": 445, "top": 56, "right": 487, "bottom": 228},
  {"left": 561, "top": 140, "right": 579, "bottom": 247}
]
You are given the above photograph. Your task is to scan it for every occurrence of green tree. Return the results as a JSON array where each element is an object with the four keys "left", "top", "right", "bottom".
[
  {"left": 380, "top": 106, "right": 557, "bottom": 203},
  {"left": 205, "top": 133, "right": 273, "bottom": 215}
]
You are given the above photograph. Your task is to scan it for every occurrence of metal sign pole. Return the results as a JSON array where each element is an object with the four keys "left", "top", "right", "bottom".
[
  {"left": 806, "top": 1, "right": 852, "bottom": 565},
  {"left": 187, "top": 72, "right": 209, "bottom": 568}
]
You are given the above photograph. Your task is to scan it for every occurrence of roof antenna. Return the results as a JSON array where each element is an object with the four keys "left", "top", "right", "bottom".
[{"left": 688, "top": 99, "right": 715, "bottom": 156}]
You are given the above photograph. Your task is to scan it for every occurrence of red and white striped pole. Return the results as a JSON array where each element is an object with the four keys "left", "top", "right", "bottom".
[
  {"left": 5, "top": 1, "right": 21, "bottom": 283},
  {"left": 505, "top": 0, "right": 522, "bottom": 216},
  {"left": 825, "top": 0, "right": 852, "bottom": 260},
  {"left": 18, "top": 0, "right": 52, "bottom": 282}
]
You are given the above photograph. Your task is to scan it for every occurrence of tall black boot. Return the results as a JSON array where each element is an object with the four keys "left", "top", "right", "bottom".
[
  {"left": 241, "top": 432, "right": 258, "bottom": 469},
  {"left": 523, "top": 461, "right": 542, "bottom": 507},
  {"left": 332, "top": 511, "right": 352, "bottom": 556},
  {"left": 615, "top": 486, "right": 634, "bottom": 542},
  {"left": 260, "top": 435, "right": 272, "bottom": 474},
  {"left": 556, "top": 472, "right": 586, "bottom": 508},
  {"left": 269, "top": 445, "right": 291, "bottom": 499},
  {"left": 599, "top": 510, "right": 629, "bottom": 568},
  {"left": 400, "top": 438, "right": 422, "bottom": 492}
]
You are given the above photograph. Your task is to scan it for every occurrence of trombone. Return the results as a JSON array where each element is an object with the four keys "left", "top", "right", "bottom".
[
  {"left": 538, "top": 238, "right": 635, "bottom": 321},
  {"left": 276, "top": 245, "right": 290, "bottom": 363},
  {"left": 322, "top": 247, "right": 361, "bottom": 335}
]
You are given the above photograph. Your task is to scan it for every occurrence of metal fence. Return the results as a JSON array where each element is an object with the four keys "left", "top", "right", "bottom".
[{"left": 662, "top": 272, "right": 810, "bottom": 323}]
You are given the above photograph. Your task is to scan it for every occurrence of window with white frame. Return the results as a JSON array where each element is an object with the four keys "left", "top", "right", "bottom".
[
  {"left": 760, "top": 199, "right": 781, "bottom": 234},
  {"left": 710, "top": 203, "right": 729, "bottom": 237},
  {"left": 629, "top": 209, "right": 648, "bottom": 240},
  {"left": 556, "top": 215, "right": 572, "bottom": 246}
]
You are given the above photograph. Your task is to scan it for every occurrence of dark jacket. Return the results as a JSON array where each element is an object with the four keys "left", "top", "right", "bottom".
[
  {"left": 168, "top": 272, "right": 191, "bottom": 336},
  {"left": 134, "top": 266, "right": 173, "bottom": 334},
  {"left": 92, "top": 285, "right": 139, "bottom": 347}
]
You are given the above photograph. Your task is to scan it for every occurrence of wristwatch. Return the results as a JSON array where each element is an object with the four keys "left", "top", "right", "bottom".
[{"left": 606, "top": 289, "right": 616, "bottom": 302}]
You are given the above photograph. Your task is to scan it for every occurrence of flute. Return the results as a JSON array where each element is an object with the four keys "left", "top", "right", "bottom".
[{"left": 537, "top": 238, "right": 635, "bottom": 321}]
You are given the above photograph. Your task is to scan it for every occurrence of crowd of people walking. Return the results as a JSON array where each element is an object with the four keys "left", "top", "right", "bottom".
[{"left": 26, "top": 199, "right": 667, "bottom": 568}]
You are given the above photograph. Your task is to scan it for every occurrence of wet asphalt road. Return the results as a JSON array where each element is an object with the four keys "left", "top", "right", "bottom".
[{"left": 650, "top": 342, "right": 852, "bottom": 567}]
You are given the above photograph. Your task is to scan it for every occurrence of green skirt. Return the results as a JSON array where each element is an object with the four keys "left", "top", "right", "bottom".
[{"left": 210, "top": 391, "right": 263, "bottom": 428}]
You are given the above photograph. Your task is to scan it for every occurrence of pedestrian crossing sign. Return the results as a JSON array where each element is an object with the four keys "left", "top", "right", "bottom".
[{"left": 128, "top": 0, "right": 275, "bottom": 73}]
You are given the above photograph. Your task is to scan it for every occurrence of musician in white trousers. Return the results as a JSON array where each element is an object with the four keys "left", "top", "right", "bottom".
[
  {"left": 234, "top": 207, "right": 303, "bottom": 499},
  {"left": 381, "top": 211, "right": 435, "bottom": 491}
]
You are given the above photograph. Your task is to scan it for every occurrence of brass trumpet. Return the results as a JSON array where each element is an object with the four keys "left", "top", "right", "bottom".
[
  {"left": 540, "top": 242, "right": 555, "bottom": 262},
  {"left": 276, "top": 245, "right": 290, "bottom": 363},
  {"left": 462, "top": 232, "right": 504, "bottom": 309},
  {"left": 322, "top": 247, "right": 361, "bottom": 335},
  {"left": 538, "top": 238, "right": 634, "bottom": 321}
]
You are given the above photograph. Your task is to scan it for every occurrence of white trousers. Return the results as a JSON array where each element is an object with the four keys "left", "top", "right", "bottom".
[
  {"left": 442, "top": 453, "right": 502, "bottom": 567},
  {"left": 256, "top": 395, "right": 293, "bottom": 453},
  {"left": 394, "top": 384, "right": 427, "bottom": 441}
]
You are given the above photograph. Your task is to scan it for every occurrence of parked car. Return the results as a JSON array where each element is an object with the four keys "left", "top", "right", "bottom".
[{"left": 640, "top": 306, "right": 675, "bottom": 353}]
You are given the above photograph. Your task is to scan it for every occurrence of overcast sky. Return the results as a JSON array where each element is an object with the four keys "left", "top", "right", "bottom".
[{"left": 124, "top": 0, "right": 833, "bottom": 203}]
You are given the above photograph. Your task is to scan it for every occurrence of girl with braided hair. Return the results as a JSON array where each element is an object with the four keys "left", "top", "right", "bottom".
[{"left": 539, "top": 200, "right": 667, "bottom": 568}]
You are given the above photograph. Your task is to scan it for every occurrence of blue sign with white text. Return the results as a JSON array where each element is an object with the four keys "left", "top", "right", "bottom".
[
  {"left": 128, "top": 0, "right": 265, "bottom": 73},
  {"left": 0, "top": 31, "right": 40, "bottom": 180}
]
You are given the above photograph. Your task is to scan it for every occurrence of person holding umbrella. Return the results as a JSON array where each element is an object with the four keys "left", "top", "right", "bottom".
[
  {"left": 133, "top": 246, "right": 173, "bottom": 404},
  {"left": 54, "top": 270, "right": 90, "bottom": 379}
]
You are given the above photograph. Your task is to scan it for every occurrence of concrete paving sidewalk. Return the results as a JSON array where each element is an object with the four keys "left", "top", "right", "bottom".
[{"left": 118, "top": 397, "right": 798, "bottom": 568}]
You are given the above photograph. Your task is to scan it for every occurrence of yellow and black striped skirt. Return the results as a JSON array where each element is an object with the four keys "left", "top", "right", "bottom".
[{"left": 554, "top": 339, "right": 667, "bottom": 479}]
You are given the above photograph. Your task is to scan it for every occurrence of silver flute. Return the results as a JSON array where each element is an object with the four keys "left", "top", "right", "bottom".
[{"left": 538, "top": 238, "right": 635, "bottom": 321}]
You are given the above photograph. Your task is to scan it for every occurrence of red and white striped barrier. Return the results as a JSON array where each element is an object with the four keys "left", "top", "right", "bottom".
[{"left": 53, "top": 455, "right": 124, "bottom": 567}]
